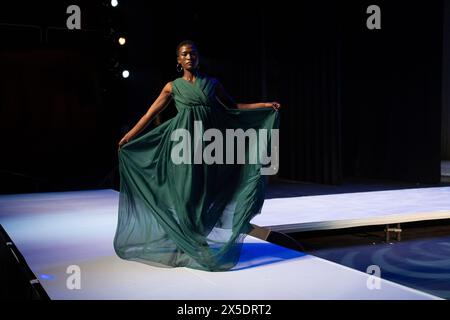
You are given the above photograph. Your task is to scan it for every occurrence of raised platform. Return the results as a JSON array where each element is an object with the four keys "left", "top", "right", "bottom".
[{"left": 254, "top": 187, "right": 450, "bottom": 232}]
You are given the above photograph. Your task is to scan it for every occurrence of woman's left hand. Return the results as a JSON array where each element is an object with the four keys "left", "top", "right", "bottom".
[{"left": 267, "top": 102, "right": 281, "bottom": 111}]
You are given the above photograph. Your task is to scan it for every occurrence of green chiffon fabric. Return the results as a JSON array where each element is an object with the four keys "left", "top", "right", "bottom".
[{"left": 114, "top": 73, "right": 280, "bottom": 271}]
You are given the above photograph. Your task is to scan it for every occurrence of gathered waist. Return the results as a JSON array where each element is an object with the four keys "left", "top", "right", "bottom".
[{"left": 175, "top": 104, "right": 215, "bottom": 112}]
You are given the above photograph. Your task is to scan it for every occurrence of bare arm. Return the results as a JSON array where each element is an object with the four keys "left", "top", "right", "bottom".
[
  {"left": 237, "top": 102, "right": 279, "bottom": 110},
  {"left": 118, "top": 82, "right": 173, "bottom": 150},
  {"left": 215, "top": 81, "right": 281, "bottom": 110}
]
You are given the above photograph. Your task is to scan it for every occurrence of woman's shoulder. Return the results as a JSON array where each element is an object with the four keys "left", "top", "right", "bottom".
[{"left": 163, "top": 81, "right": 173, "bottom": 93}]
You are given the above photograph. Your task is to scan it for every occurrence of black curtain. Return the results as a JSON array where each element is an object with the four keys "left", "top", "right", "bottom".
[
  {"left": 262, "top": 0, "right": 443, "bottom": 185},
  {"left": 264, "top": 1, "right": 343, "bottom": 185},
  {"left": 341, "top": 1, "right": 442, "bottom": 183},
  {"left": 442, "top": 0, "right": 450, "bottom": 161},
  {"left": 1, "top": 1, "right": 445, "bottom": 193}
]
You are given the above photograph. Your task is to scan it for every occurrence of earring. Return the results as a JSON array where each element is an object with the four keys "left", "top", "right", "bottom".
[{"left": 176, "top": 63, "right": 183, "bottom": 72}]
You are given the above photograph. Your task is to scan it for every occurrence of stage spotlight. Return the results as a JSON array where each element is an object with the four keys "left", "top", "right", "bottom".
[
  {"left": 111, "top": 0, "right": 119, "bottom": 7},
  {"left": 122, "top": 70, "right": 130, "bottom": 78},
  {"left": 118, "top": 37, "right": 126, "bottom": 45}
]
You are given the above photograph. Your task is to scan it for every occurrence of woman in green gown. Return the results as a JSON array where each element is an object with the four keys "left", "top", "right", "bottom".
[{"left": 115, "top": 40, "right": 280, "bottom": 271}]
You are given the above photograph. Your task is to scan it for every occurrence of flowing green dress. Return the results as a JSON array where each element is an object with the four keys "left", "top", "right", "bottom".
[{"left": 114, "top": 73, "right": 279, "bottom": 271}]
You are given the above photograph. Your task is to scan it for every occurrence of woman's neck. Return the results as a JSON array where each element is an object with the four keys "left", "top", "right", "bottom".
[{"left": 183, "top": 69, "right": 198, "bottom": 82}]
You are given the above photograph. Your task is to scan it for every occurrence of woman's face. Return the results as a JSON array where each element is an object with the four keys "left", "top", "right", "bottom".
[{"left": 177, "top": 44, "right": 199, "bottom": 72}]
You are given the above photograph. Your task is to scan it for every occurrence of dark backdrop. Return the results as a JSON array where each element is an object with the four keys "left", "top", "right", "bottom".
[{"left": 0, "top": 0, "right": 445, "bottom": 193}]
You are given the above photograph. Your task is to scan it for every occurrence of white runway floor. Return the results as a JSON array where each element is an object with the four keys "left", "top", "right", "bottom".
[{"left": 0, "top": 189, "right": 441, "bottom": 300}]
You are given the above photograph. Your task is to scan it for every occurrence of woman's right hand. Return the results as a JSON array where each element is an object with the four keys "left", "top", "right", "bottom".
[{"left": 118, "top": 134, "right": 131, "bottom": 151}]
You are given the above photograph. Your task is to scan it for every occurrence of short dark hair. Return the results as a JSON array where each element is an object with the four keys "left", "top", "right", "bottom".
[{"left": 176, "top": 40, "right": 198, "bottom": 57}]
